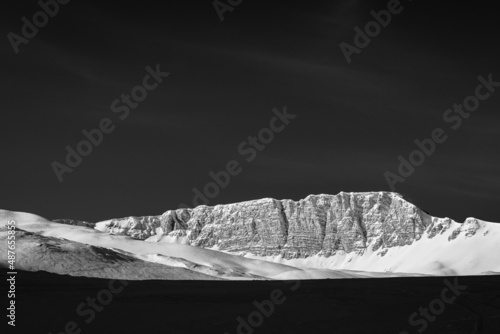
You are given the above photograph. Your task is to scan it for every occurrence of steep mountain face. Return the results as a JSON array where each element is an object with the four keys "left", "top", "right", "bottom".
[{"left": 95, "top": 192, "right": 442, "bottom": 258}]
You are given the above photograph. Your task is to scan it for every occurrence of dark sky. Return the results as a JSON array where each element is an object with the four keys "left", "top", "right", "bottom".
[{"left": 1, "top": 0, "right": 499, "bottom": 223}]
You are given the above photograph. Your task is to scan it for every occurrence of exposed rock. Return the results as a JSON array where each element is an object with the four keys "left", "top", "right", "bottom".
[
  {"left": 98, "top": 216, "right": 161, "bottom": 239},
  {"left": 52, "top": 219, "right": 95, "bottom": 228},
  {"left": 449, "top": 217, "right": 484, "bottom": 240},
  {"left": 448, "top": 229, "right": 461, "bottom": 241},
  {"left": 96, "top": 192, "right": 438, "bottom": 259},
  {"left": 426, "top": 217, "right": 453, "bottom": 239}
]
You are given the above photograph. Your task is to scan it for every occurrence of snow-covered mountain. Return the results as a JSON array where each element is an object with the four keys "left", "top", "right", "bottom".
[
  {"left": 1, "top": 210, "right": 394, "bottom": 280},
  {"left": 1, "top": 192, "right": 499, "bottom": 280},
  {"left": 97, "top": 192, "right": 431, "bottom": 257}
]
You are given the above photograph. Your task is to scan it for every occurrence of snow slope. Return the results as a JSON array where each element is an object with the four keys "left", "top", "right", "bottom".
[
  {"left": 244, "top": 217, "right": 500, "bottom": 276},
  {"left": 145, "top": 213, "right": 500, "bottom": 276},
  {"left": 0, "top": 229, "right": 221, "bottom": 280},
  {"left": 1, "top": 210, "right": 389, "bottom": 280}
]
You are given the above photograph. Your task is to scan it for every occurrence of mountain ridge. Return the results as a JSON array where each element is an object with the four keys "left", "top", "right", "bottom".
[
  {"left": 93, "top": 191, "right": 496, "bottom": 259},
  {"left": 2, "top": 193, "right": 499, "bottom": 279}
]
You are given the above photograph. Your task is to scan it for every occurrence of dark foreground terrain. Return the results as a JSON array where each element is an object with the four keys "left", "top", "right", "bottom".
[{"left": 2, "top": 269, "right": 499, "bottom": 334}]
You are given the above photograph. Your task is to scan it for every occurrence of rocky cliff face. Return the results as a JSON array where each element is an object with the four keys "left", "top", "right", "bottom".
[{"left": 95, "top": 192, "right": 447, "bottom": 259}]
